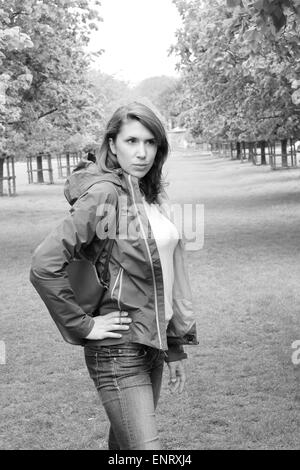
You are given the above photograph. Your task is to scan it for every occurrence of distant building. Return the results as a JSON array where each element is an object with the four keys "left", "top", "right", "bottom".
[
  {"left": 294, "top": 140, "right": 300, "bottom": 152},
  {"left": 167, "top": 127, "right": 189, "bottom": 150}
]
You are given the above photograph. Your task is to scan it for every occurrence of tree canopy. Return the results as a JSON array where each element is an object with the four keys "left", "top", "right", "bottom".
[
  {"left": 0, "top": 0, "right": 103, "bottom": 158},
  {"left": 171, "top": 0, "right": 300, "bottom": 142}
]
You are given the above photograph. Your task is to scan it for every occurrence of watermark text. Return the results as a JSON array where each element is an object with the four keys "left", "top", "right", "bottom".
[
  {"left": 95, "top": 198, "right": 205, "bottom": 251},
  {"left": 0, "top": 341, "right": 6, "bottom": 365},
  {"left": 291, "top": 340, "right": 300, "bottom": 365}
]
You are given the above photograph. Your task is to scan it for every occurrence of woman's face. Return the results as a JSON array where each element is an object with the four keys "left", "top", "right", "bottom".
[{"left": 109, "top": 119, "right": 158, "bottom": 179}]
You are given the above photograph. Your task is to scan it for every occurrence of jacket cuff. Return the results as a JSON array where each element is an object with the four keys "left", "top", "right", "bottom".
[{"left": 164, "top": 344, "right": 187, "bottom": 363}]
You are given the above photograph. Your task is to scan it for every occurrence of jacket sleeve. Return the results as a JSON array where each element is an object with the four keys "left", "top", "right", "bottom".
[
  {"left": 30, "top": 184, "right": 118, "bottom": 343},
  {"left": 164, "top": 343, "right": 188, "bottom": 363},
  {"left": 164, "top": 240, "right": 198, "bottom": 362}
]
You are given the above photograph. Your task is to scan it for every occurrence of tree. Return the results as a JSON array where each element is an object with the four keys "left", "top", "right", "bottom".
[
  {"left": 152, "top": 79, "right": 188, "bottom": 128},
  {"left": 133, "top": 76, "right": 177, "bottom": 106},
  {"left": 226, "top": 0, "right": 300, "bottom": 33},
  {"left": 0, "top": 0, "right": 103, "bottom": 159},
  {"left": 171, "top": 0, "right": 300, "bottom": 148},
  {"left": 87, "top": 70, "right": 130, "bottom": 124}
]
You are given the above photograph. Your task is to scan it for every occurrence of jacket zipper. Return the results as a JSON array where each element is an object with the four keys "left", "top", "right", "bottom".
[
  {"left": 111, "top": 267, "right": 124, "bottom": 310},
  {"left": 117, "top": 268, "right": 124, "bottom": 310},
  {"left": 128, "top": 175, "right": 163, "bottom": 350}
]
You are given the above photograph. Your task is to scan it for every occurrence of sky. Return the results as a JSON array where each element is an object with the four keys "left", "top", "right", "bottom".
[{"left": 88, "top": 0, "right": 182, "bottom": 85}]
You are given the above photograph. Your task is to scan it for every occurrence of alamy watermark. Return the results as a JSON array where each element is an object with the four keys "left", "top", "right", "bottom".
[
  {"left": 0, "top": 341, "right": 6, "bottom": 365},
  {"left": 291, "top": 340, "right": 300, "bottom": 365},
  {"left": 95, "top": 198, "right": 205, "bottom": 251}
]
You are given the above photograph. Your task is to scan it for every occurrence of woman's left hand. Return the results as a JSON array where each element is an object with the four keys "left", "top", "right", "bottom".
[{"left": 167, "top": 360, "right": 186, "bottom": 394}]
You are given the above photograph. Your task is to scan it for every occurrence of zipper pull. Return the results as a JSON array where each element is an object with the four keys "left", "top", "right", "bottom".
[{"left": 99, "top": 277, "right": 109, "bottom": 289}]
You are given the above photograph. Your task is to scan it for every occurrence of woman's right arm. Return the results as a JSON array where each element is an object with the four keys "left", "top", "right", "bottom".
[{"left": 30, "top": 183, "right": 122, "bottom": 343}]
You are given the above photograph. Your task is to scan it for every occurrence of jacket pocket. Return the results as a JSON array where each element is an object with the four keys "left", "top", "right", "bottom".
[{"left": 110, "top": 267, "right": 124, "bottom": 310}]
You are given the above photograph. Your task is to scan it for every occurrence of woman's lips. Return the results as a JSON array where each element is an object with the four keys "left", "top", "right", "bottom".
[{"left": 132, "top": 164, "right": 149, "bottom": 169}]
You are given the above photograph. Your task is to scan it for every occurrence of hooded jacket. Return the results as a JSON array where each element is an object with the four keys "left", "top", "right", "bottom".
[{"left": 30, "top": 161, "right": 198, "bottom": 362}]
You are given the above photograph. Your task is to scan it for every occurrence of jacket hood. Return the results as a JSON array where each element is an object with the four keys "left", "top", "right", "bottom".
[{"left": 64, "top": 159, "right": 124, "bottom": 206}]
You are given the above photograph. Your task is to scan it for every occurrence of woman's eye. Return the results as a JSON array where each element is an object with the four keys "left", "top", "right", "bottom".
[{"left": 126, "top": 139, "right": 156, "bottom": 145}]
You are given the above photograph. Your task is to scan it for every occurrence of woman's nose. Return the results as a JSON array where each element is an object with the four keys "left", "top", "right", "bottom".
[{"left": 137, "top": 142, "right": 146, "bottom": 158}]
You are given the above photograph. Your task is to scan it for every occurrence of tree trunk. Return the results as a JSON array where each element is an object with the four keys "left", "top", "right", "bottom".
[
  {"left": 36, "top": 154, "right": 44, "bottom": 183},
  {"left": 11, "top": 157, "right": 16, "bottom": 195},
  {"left": 47, "top": 153, "right": 54, "bottom": 184},
  {"left": 248, "top": 142, "right": 254, "bottom": 163},
  {"left": 236, "top": 142, "right": 241, "bottom": 160},
  {"left": 281, "top": 139, "right": 288, "bottom": 167},
  {"left": 66, "top": 152, "right": 71, "bottom": 176},
  {"left": 0, "top": 158, "right": 4, "bottom": 196},
  {"left": 242, "top": 141, "right": 246, "bottom": 161},
  {"left": 260, "top": 140, "right": 266, "bottom": 165}
]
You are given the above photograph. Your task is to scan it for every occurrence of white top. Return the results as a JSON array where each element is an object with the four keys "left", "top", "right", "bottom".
[{"left": 142, "top": 197, "right": 179, "bottom": 323}]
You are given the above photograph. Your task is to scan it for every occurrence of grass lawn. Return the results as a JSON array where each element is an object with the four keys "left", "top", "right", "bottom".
[{"left": 0, "top": 152, "right": 300, "bottom": 449}]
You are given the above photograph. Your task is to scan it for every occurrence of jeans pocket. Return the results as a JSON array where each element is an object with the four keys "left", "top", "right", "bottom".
[
  {"left": 84, "top": 348, "right": 116, "bottom": 391},
  {"left": 111, "top": 345, "right": 147, "bottom": 365}
]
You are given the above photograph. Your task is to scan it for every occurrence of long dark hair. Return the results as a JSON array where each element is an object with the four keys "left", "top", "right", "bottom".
[{"left": 97, "top": 102, "right": 169, "bottom": 203}]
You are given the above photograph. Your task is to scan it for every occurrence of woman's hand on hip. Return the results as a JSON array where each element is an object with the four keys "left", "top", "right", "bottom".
[
  {"left": 84, "top": 311, "right": 132, "bottom": 340},
  {"left": 167, "top": 360, "right": 186, "bottom": 394}
]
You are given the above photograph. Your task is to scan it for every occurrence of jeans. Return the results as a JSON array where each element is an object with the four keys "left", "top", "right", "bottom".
[{"left": 84, "top": 342, "right": 165, "bottom": 450}]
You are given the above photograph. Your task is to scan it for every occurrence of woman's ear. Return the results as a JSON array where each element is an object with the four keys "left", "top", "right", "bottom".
[{"left": 109, "top": 138, "right": 116, "bottom": 156}]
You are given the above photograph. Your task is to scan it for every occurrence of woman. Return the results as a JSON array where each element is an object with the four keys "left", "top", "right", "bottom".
[{"left": 30, "top": 102, "right": 198, "bottom": 450}]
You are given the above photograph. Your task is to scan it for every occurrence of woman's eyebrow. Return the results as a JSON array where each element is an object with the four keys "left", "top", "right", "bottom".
[{"left": 126, "top": 136, "right": 156, "bottom": 141}]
